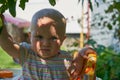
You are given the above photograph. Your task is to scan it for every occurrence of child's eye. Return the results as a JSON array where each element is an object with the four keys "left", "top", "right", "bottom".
[{"left": 50, "top": 36, "right": 58, "bottom": 41}]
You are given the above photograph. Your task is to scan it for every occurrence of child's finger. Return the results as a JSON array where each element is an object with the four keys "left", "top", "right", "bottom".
[{"left": 70, "top": 55, "right": 88, "bottom": 79}]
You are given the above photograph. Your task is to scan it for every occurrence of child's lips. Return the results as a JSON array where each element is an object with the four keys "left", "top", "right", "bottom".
[{"left": 40, "top": 48, "right": 50, "bottom": 52}]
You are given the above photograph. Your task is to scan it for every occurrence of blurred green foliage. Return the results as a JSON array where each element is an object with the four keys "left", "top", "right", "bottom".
[
  {"left": 96, "top": 48, "right": 120, "bottom": 80},
  {"left": 0, "top": 47, "right": 21, "bottom": 69},
  {"left": 85, "top": 39, "right": 120, "bottom": 80}
]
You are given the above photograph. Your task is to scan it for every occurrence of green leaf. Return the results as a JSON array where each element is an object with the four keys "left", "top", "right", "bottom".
[
  {"left": 95, "top": 0, "right": 99, "bottom": 7},
  {"left": 112, "top": 20, "right": 116, "bottom": 25},
  {"left": 0, "top": 0, "right": 6, "bottom": 4},
  {"left": 105, "top": 4, "right": 114, "bottom": 13},
  {"left": 102, "top": 0, "right": 106, "bottom": 3},
  {"left": 114, "top": 2, "right": 120, "bottom": 12},
  {"left": 88, "top": 0, "right": 93, "bottom": 11},
  {"left": 49, "top": 0, "right": 56, "bottom": 6},
  {"left": 8, "top": 0, "right": 17, "bottom": 17},
  {"left": 117, "top": 16, "right": 120, "bottom": 23},
  {"left": 0, "top": 0, "right": 4, "bottom": 4},
  {"left": 0, "top": 2, "right": 8, "bottom": 14},
  {"left": 107, "top": 23, "right": 112, "bottom": 30},
  {"left": 0, "top": 0, "right": 8, "bottom": 14},
  {"left": 19, "top": 0, "right": 28, "bottom": 10}
]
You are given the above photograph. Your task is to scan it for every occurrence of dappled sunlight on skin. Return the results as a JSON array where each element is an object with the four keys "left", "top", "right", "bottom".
[
  {"left": 37, "top": 17, "right": 56, "bottom": 27},
  {"left": 68, "top": 47, "right": 97, "bottom": 80}
]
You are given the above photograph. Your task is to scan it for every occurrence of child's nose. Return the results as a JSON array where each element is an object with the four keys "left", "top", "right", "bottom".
[{"left": 42, "top": 39, "right": 50, "bottom": 46}]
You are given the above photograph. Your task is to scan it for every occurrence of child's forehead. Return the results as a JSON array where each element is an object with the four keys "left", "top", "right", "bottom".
[{"left": 36, "top": 17, "right": 58, "bottom": 27}]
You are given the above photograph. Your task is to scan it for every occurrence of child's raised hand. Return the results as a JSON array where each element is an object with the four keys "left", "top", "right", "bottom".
[{"left": 68, "top": 47, "right": 97, "bottom": 80}]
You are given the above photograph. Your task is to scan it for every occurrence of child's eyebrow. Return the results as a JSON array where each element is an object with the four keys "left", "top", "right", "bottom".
[{"left": 41, "top": 22, "right": 57, "bottom": 27}]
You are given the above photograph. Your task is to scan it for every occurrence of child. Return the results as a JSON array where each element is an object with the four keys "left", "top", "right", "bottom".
[{"left": 0, "top": 8, "right": 96, "bottom": 80}]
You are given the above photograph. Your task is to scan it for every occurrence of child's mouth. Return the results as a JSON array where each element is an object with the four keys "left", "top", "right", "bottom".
[{"left": 40, "top": 48, "right": 50, "bottom": 52}]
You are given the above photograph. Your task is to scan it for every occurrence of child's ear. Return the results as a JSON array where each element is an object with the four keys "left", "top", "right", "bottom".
[
  {"left": 64, "top": 35, "right": 66, "bottom": 38},
  {"left": 60, "top": 35, "right": 66, "bottom": 45},
  {"left": 62, "top": 35, "right": 66, "bottom": 41}
]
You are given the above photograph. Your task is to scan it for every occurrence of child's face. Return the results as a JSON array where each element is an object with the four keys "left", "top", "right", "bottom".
[{"left": 31, "top": 17, "right": 66, "bottom": 59}]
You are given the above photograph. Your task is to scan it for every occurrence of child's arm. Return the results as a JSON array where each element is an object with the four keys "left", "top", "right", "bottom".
[
  {"left": 68, "top": 47, "right": 97, "bottom": 80},
  {"left": 0, "top": 14, "right": 20, "bottom": 58}
]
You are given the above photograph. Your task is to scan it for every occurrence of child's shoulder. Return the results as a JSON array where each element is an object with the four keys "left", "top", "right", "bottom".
[
  {"left": 20, "top": 42, "right": 31, "bottom": 49},
  {"left": 59, "top": 50, "right": 70, "bottom": 55},
  {"left": 59, "top": 50, "right": 72, "bottom": 59}
]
